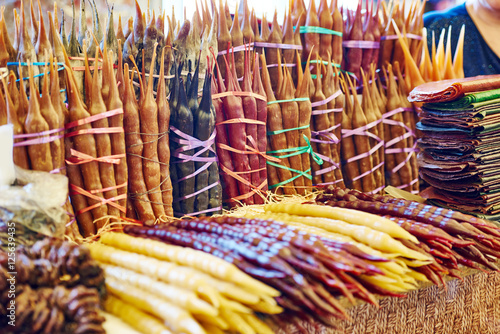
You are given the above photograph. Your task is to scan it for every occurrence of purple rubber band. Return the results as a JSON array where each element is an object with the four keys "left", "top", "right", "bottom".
[
  {"left": 311, "top": 108, "right": 343, "bottom": 115},
  {"left": 316, "top": 179, "right": 345, "bottom": 186},
  {"left": 170, "top": 126, "right": 216, "bottom": 153},
  {"left": 311, "top": 123, "right": 341, "bottom": 145},
  {"left": 174, "top": 205, "right": 222, "bottom": 217},
  {"left": 218, "top": 43, "right": 254, "bottom": 56},
  {"left": 385, "top": 147, "right": 419, "bottom": 154},
  {"left": 390, "top": 142, "right": 418, "bottom": 174},
  {"left": 341, "top": 118, "right": 383, "bottom": 138},
  {"left": 342, "top": 40, "right": 380, "bottom": 49},
  {"left": 313, "top": 152, "right": 341, "bottom": 176},
  {"left": 13, "top": 133, "right": 65, "bottom": 147},
  {"left": 352, "top": 161, "right": 385, "bottom": 182},
  {"left": 384, "top": 129, "right": 415, "bottom": 149},
  {"left": 173, "top": 180, "right": 220, "bottom": 203},
  {"left": 368, "top": 185, "right": 386, "bottom": 195},
  {"left": 345, "top": 140, "right": 384, "bottom": 164},
  {"left": 253, "top": 42, "right": 303, "bottom": 50},
  {"left": 395, "top": 177, "right": 419, "bottom": 191},
  {"left": 381, "top": 34, "right": 423, "bottom": 41},
  {"left": 311, "top": 89, "right": 342, "bottom": 108},
  {"left": 263, "top": 63, "right": 297, "bottom": 69},
  {"left": 170, "top": 126, "right": 218, "bottom": 183}
]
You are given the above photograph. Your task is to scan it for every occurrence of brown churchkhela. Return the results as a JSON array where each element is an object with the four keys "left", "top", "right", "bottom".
[
  {"left": 277, "top": 54, "right": 304, "bottom": 193},
  {"left": 65, "top": 51, "right": 108, "bottom": 231},
  {"left": 138, "top": 44, "right": 165, "bottom": 219},
  {"left": 84, "top": 49, "right": 121, "bottom": 223},
  {"left": 25, "top": 63, "right": 53, "bottom": 173},
  {"left": 122, "top": 61, "right": 155, "bottom": 224},
  {"left": 261, "top": 54, "right": 295, "bottom": 195},
  {"left": 295, "top": 50, "right": 313, "bottom": 189},
  {"left": 156, "top": 47, "right": 174, "bottom": 217}
]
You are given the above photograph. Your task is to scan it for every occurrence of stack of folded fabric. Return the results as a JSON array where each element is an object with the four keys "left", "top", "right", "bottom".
[{"left": 409, "top": 75, "right": 500, "bottom": 220}]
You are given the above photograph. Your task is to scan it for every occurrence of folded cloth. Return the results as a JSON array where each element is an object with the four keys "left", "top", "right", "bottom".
[
  {"left": 409, "top": 75, "right": 500, "bottom": 103},
  {"left": 421, "top": 186, "right": 500, "bottom": 216},
  {"left": 421, "top": 99, "right": 500, "bottom": 119},
  {"left": 423, "top": 89, "right": 500, "bottom": 110}
]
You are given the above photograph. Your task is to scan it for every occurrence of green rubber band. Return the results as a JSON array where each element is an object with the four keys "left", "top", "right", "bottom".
[
  {"left": 341, "top": 69, "right": 356, "bottom": 77},
  {"left": 307, "top": 60, "right": 341, "bottom": 68},
  {"left": 266, "top": 135, "right": 323, "bottom": 189},
  {"left": 311, "top": 74, "right": 324, "bottom": 79},
  {"left": 268, "top": 164, "right": 312, "bottom": 189},
  {"left": 267, "top": 124, "right": 309, "bottom": 136},
  {"left": 267, "top": 97, "right": 310, "bottom": 106},
  {"left": 267, "top": 145, "right": 309, "bottom": 158},
  {"left": 299, "top": 26, "right": 343, "bottom": 37}
]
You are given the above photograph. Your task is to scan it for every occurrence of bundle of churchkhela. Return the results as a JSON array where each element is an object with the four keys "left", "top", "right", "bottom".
[
  {"left": 169, "top": 54, "right": 222, "bottom": 217},
  {"left": 0, "top": 238, "right": 106, "bottom": 333},
  {"left": 340, "top": 68, "right": 381, "bottom": 193},
  {"left": 316, "top": 186, "right": 500, "bottom": 280},
  {"left": 0, "top": 0, "right": 466, "bottom": 213},
  {"left": 89, "top": 232, "right": 280, "bottom": 334},
  {"left": 410, "top": 77, "right": 500, "bottom": 219},
  {"left": 121, "top": 186, "right": 500, "bottom": 328},
  {"left": 378, "top": 0, "right": 425, "bottom": 72},
  {"left": 213, "top": 49, "right": 270, "bottom": 205}
]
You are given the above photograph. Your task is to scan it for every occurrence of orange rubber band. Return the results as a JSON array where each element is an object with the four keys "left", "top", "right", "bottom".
[
  {"left": 70, "top": 184, "right": 127, "bottom": 215},
  {"left": 212, "top": 91, "right": 267, "bottom": 101},
  {"left": 65, "top": 149, "right": 126, "bottom": 165}
]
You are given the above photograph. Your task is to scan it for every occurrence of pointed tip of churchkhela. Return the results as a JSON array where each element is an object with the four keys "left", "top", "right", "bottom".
[
  {"left": 35, "top": 0, "right": 51, "bottom": 57},
  {"left": 146, "top": 43, "right": 158, "bottom": 98},
  {"left": 27, "top": 62, "right": 40, "bottom": 114},
  {"left": 101, "top": 4, "right": 118, "bottom": 60},
  {"left": 83, "top": 42, "right": 93, "bottom": 104},
  {"left": 78, "top": 0, "right": 87, "bottom": 47},
  {"left": 30, "top": 0, "right": 39, "bottom": 45},
  {"left": 67, "top": 0, "right": 81, "bottom": 57},
  {"left": 134, "top": 0, "right": 145, "bottom": 41},
  {"left": 64, "top": 50, "right": 86, "bottom": 110},
  {"left": 0, "top": 8, "right": 14, "bottom": 60}
]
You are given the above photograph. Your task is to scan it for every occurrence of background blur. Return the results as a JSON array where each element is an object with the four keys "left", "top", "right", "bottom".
[{"left": 2, "top": 0, "right": 463, "bottom": 38}]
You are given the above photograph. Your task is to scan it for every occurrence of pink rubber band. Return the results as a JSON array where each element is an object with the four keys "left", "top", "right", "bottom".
[
  {"left": 65, "top": 108, "right": 123, "bottom": 130},
  {"left": 218, "top": 43, "right": 254, "bottom": 56},
  {"left": 13, "top": 133, "right": 64, "bottom": 147},
  {"left": 14, "top": 127, "right": 64, "bottom": 139},
  {"left": 381, "top": 34, "right": 422, "bottom": 41},
  {"left": 50, "top": 166, "right": 66, "bottom": 174},
  {"left": 311, "top": 89, "right": 342, "bottom": 108},
  {"left": 342, "top": 40, "right": 380, "bottom": 49},
  {"left": 263, "top": 63, "right": 297, "bottom": 69},
  {"left": 212, "top": 91, "right": 267, "bottom": 101},
  {"left": 253, "top": 41, "right": 303, "bottom": 50}
]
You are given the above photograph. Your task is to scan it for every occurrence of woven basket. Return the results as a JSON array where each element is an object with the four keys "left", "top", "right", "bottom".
[{"left": 275, "top": 270, "right": 500, "bottom": 334}]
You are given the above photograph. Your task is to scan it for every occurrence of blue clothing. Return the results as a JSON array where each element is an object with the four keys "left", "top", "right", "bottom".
[{"left": 424, "top": 3, "right": 500, "bottom": 77}]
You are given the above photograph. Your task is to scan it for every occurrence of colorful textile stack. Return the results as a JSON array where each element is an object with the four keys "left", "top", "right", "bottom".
[{"left": 410, "top": 76, "right": 500, "bottom": 219}]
